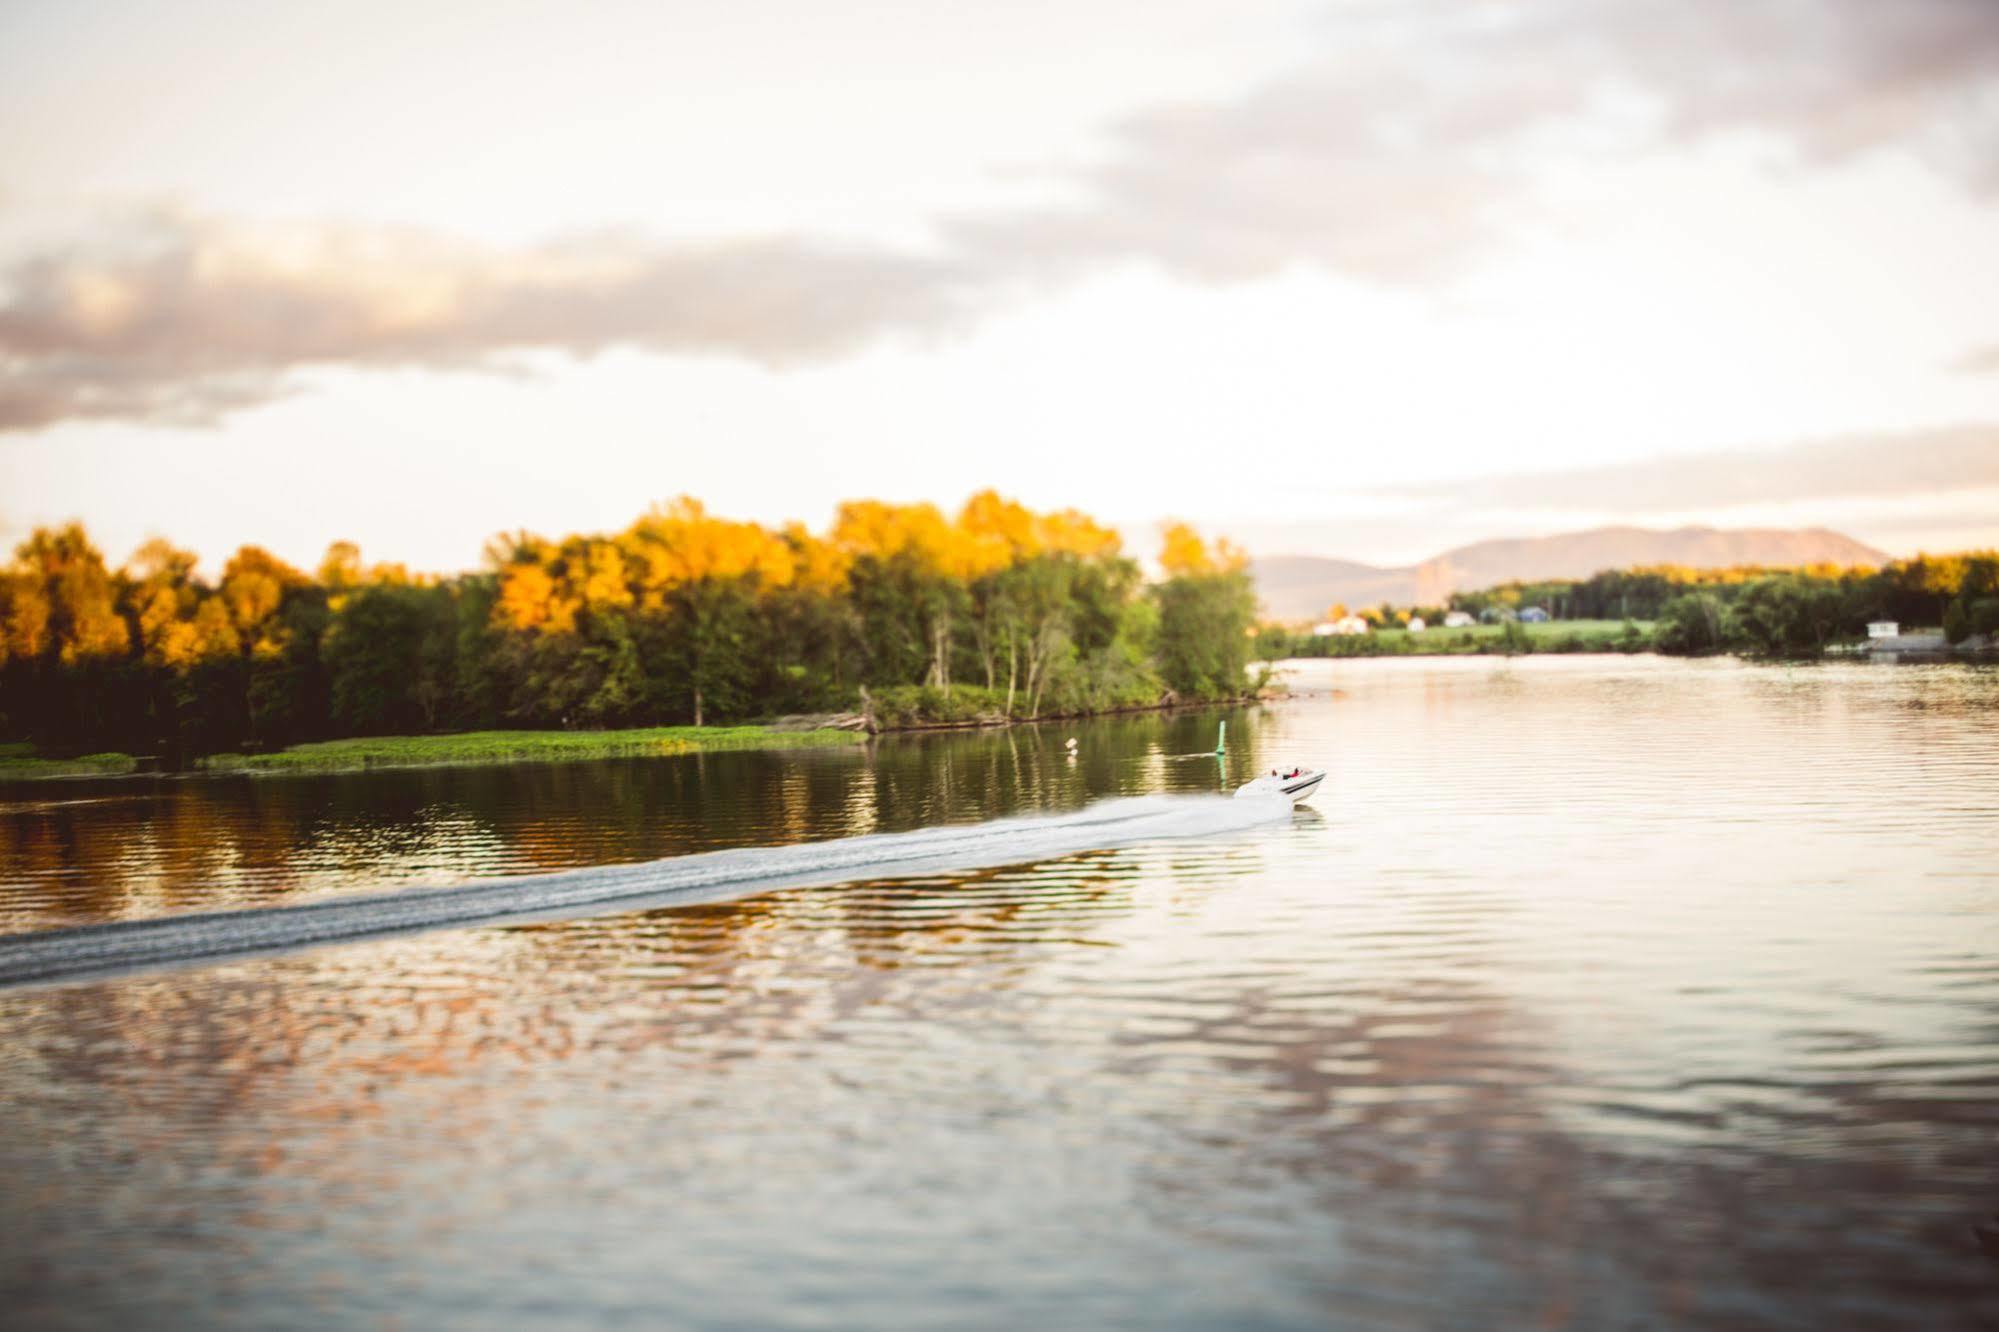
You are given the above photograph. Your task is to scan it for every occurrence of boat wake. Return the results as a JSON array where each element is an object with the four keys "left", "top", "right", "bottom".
[{"left": 0, "top": 794, "right": 1292, "bottom": 989}]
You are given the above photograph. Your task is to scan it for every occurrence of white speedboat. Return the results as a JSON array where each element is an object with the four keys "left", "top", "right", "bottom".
[{"left": 1234, "top": 767, "right": 1325, "bottom": 806}]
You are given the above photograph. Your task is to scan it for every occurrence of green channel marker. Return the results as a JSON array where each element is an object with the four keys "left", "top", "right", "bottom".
[{"left": 1213, "top": 721, "right": 1227, "bottom": 756}]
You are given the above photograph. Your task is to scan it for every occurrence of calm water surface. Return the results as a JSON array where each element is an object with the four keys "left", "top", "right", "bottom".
[{"left": 3, "top": 656, "right": 1996, "bottom": 1328}]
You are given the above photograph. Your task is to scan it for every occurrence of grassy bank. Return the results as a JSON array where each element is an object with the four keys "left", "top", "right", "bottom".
[
  {"left": 1282, "top": 619, "right": 1655, "bottom": 658},
  {"left": 862, "top": 680, "right": 1244, "bottom": 730},
  {"left": 0, "top": 742, "right": 139, "bottom": 780},
  {"left": 199, "top": 725, "right": 865, "bottom": 775}
]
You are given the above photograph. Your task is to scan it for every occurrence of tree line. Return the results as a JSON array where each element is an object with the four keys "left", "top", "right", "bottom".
[
  {"left": 1261, "top": 553, "right": 1999, "bottom": 659},
  {"left": 1635, "top": 555, "right": 1999, "bottom": 656},
  {"left": 0, "top": 495, "right": 1258, "bottom": 762}
]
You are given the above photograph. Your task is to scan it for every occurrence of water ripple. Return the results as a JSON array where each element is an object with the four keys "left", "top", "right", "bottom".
[{"left": 2, "top": 659, "right": 1997, "bottom": 1328}]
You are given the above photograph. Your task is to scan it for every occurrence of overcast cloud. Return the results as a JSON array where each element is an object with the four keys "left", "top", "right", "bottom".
[
  {"left": 959, "top": 0, "right": 1999, "bottom": 282},
  {"left": 1953, "top": 344, "right": 1999, "bottom": 375},
  {"left": 0, "top": 212, "right": 971, "bottom": 431},
  {"left": 1384, "top": 424, "right": 1999, "bottom": 513},
  {"left": 3, "top": 0, "right": 1998, "bottom": 431}
]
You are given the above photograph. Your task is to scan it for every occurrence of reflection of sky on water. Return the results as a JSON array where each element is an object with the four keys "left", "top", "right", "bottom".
[{"left": 2, "top": 659, "right": 1997, "bottom": 1326}]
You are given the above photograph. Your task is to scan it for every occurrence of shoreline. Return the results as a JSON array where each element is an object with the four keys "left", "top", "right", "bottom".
[
  {"left": 195, "top": 726, "right": 867, "bottom": 776},
  {"left": 1265, "top": 618, "right": 1655, "bottom": 660},
  {"left": 8, "top": 645, "right": 1990, "bottom": 783},
  {"left": 0, "top": 751, "right": 141, "bottom": 781},
  {"left": 0, "top": 695, "right": 1259, "bottom": 782},
  {"left": 858, "top": 692, "right": 1259, "bottom": 736}
]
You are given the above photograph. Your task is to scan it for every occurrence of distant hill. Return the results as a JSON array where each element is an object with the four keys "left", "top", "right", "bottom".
[{"left": 1251, "top": 526, "right": 1888, "bottom": 621}]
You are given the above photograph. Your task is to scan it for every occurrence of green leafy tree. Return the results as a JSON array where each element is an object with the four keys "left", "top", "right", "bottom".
[
  {"left": 324, "top": 583, "right": 435, "bottom": 734},
  {"left": 1731, "top": 577, "right": 1850, "bottom": 657},
  {"left": 1152, "top": 524, "right": 1255, "bottom": 700},
  {"left": 1654, "top": 593, "right": 1731, "bottom": 655}
]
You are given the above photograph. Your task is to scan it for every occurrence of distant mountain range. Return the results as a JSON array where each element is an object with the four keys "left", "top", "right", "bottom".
[{"left": 1251, "top": 526, "right": 1888, "bottom": 621}]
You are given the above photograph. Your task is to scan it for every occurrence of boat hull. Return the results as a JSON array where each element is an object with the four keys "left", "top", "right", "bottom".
[
  {"left": 1234, "top": 770, "right": 1325, "bottom": 806},
  {"left": 1279, "top": 771, "right": 1324, "bottom": 804}
]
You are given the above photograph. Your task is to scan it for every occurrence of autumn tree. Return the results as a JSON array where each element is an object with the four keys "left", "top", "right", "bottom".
[
  {"left": 1152, "top": 523, "right": 1255, "bottom": 700},
  {"left": 0, "top": 525, "right": 132, "bottom": 745},
  {"left": 835, "top": 500, "right": 970, "bottom": 692},
  {"left": 16, "top": 524, "right": 130, "bottom": 665},
  {"left": 627, "top": 498, "right": 794, "bottom": 726}
]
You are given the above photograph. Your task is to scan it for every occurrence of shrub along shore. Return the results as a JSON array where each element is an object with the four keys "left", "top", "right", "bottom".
[
  {"left": 1, "top": 689, "right": 1235, "bottom": 780},
  {"left": 1, "top": 677, "right": 1270, "bottom": 779}
]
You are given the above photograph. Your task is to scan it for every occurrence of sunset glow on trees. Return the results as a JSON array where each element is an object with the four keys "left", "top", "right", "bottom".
[{"left": 0, "top": 495, "right": 1258, "bottom": 757}]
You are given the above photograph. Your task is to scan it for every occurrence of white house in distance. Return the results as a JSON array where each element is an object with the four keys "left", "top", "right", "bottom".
[
  {"left": 1313, "top": 615, "right": 1371, "bottom": 636},
  {"left": 1867, "top": 621, "right": 1899, "bottom": 639},
  {"left": 1442, "top": 611, "right": 1476, "bottom": 628},
  {"left": 1407, "top": 616, "right": 1426, "bottom": 632}
]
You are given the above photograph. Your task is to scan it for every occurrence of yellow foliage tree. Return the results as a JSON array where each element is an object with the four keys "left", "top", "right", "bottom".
[
  {"left": 1158, "top": 522, "right": 1243, "bottom": 577},
  {"left": 15, "top": 524, "right": 130, "bottom": 663}
]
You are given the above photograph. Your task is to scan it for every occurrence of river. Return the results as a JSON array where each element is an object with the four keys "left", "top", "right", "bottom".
[{"left": 2, "top": 655, "right": 1995, "bottom": 1328}]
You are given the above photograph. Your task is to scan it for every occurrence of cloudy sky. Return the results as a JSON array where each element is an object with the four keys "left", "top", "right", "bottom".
[{"left": 3, "top": 0, "right": 1997, "bottom": 572}]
